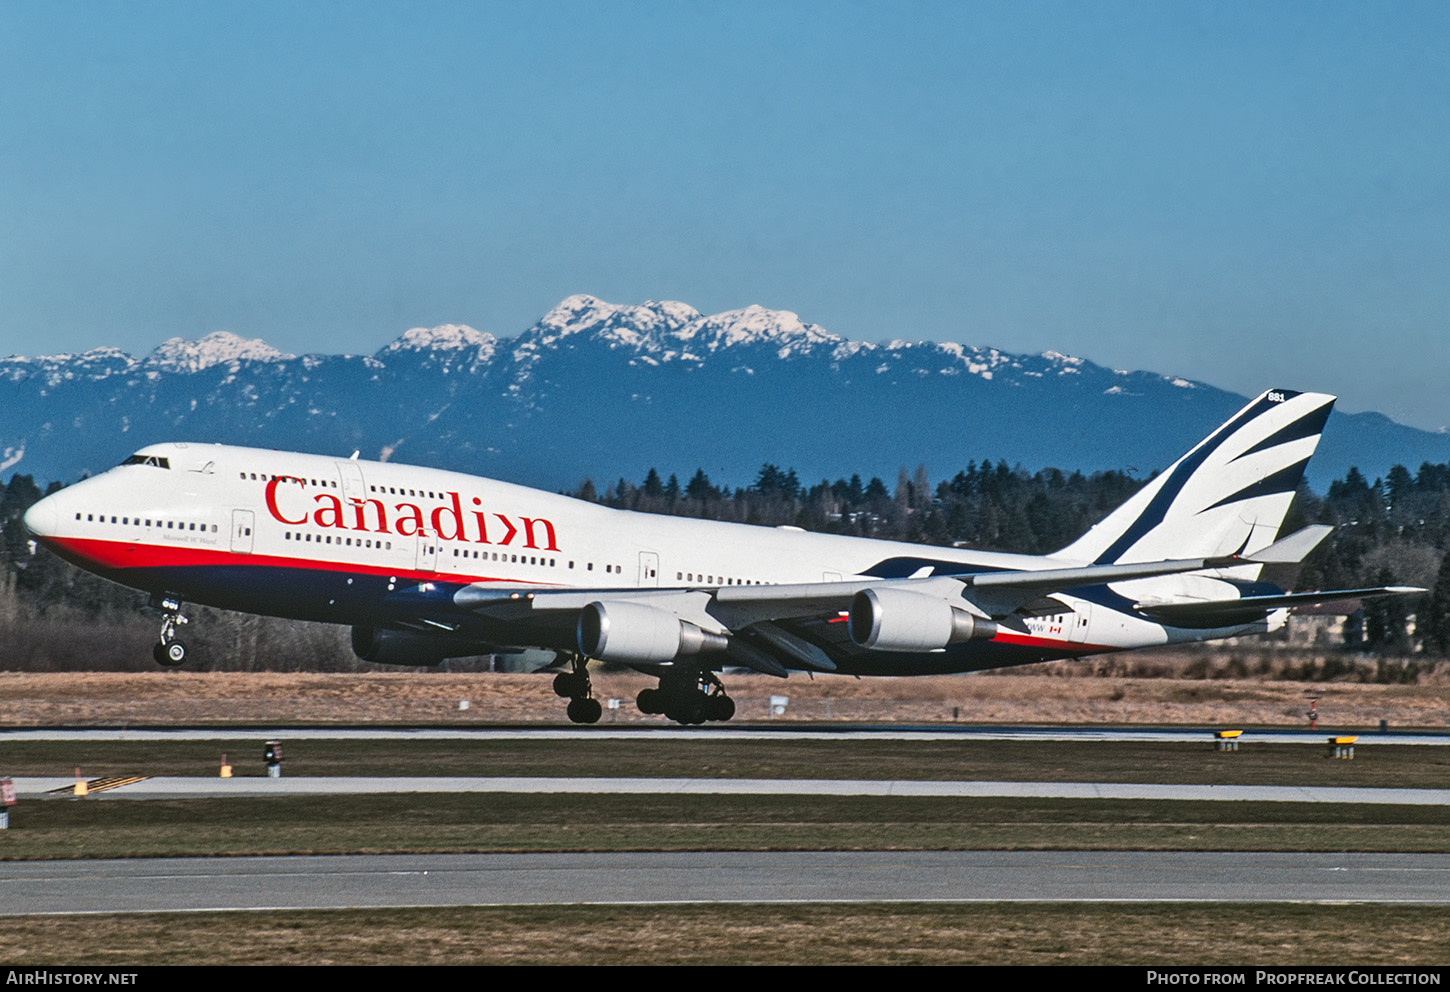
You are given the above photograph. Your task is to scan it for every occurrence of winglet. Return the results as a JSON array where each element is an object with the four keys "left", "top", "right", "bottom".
[{"left": 1245, "top": 524, "right": 1334, "bottom": 564}]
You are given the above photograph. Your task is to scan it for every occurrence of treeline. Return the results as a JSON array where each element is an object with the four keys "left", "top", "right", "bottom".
[{"left": 578, "top": 461, "right": 1142, "bottom": 554}]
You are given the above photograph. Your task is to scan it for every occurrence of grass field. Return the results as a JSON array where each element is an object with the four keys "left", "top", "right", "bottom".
[
  {"left": 6, "top": 735, "right": 1450, "bottom": 788},
  {"left": 2, "top": 668, "right": 1448, "bottom": 728},
  {"left": 3, "top": 793, "right": 1448, "bottom": 859},
  {"left": 3, "top": 903, "right": 1449, "bottom": 965}
]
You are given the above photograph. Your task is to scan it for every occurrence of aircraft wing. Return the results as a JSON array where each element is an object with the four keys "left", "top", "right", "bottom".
[
  {"left": 1135, "top": 586, "right": 1425, "bottom": 628},
  {"left": 454, "top": 553, "right": 1254, "bottom": 623},
  {"left": 445, "top": 525, "right": 1347, "bottom": 672}
]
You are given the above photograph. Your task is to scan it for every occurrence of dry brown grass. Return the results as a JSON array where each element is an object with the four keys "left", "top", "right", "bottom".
[
  {"left": 4, "top": 903, "right": 1450, "bottom": 965},
  {"left": 1, "top": 657, "right": 1448, "bottom": 727}
]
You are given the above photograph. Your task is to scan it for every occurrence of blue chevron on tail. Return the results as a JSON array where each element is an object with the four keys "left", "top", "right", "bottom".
[{"left": 1054, "top": 389, "right": 1335, "bottom": 567}]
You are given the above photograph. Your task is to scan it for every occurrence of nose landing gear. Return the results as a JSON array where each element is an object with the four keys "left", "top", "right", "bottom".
[{"left": 150, "top": 595, "right": 190, "bottom": 668}]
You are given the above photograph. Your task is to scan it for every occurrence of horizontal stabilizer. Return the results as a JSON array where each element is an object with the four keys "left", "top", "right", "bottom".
[
  {"left": 961, "top": 555, "right": 1247, "bottom": 591},
  {"left": 1249, "top": 525, "right": 1334, "bottom": 564},
  {"left": 1137, "top": 586, "right": 1425, "bottom": 628}
]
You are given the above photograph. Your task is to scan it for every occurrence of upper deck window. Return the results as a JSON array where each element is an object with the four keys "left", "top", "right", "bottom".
[{"left": 121, "top": 454, "right": 170, "bottom": 469}]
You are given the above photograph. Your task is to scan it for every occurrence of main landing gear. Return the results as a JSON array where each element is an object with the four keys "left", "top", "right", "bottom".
[
  {"left": 637, "top": 670, "right": 735, "bottom": 725},
  {"left": 150, "top": 595, "right": 189, "bottom": 668},
  {"left": 553, "top": 653, "right": 602, "bottom": 724}
]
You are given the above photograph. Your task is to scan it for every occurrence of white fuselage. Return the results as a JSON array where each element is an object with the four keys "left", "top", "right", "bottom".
[{"left": 23, "top": 441, "right": 1275, "bottom": 673}]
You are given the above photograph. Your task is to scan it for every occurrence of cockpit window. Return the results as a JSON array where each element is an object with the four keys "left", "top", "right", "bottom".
[{"left": 121, "top": 454, "right": 171, "bottom": 469}]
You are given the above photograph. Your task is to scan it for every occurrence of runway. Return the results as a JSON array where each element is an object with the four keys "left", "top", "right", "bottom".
[
  {"left": 11, "top": 775, "right": 1450, "bottom": 805},
  {"left": 4, "top": 725, "right": 1448, "bottom": 745},
  {"left": 4, "top": 851, "right": 1450, "bottom": 914}
]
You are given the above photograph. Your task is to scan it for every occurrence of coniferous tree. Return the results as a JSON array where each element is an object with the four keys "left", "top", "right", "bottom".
[{"left": 1422, "top": 552, "right": 1450, "bottom": 655}]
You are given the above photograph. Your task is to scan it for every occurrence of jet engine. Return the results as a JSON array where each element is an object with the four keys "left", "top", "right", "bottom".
[
  {"left": 848, "top": 587, "right": 998, "bottom": 652},
  {"left": 351, "top": 625, "right": 488, "bottom": 666},
  {"left": 577, "top": 601, "right": 729, "bottom": 664}
]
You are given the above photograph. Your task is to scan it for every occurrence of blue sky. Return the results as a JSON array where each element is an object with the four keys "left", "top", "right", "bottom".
[{"left": 3, "top": 1, "right": 1448, "bottom": 428}]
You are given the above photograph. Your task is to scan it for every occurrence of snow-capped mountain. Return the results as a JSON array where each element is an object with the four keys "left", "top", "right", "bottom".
[
  {"left": 144, "top": 331, "right": 295, "bottom": 373},
  {"left": 0, "top": 296, "right": 1444, "bottom": 491}
]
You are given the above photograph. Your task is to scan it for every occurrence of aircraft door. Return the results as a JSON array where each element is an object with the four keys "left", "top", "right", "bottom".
[
  {"left": 1068, "top": 602, "right": 1093, "bottom": 643},
  {"left": 231, "top": 509, "right": 255, "bottom": 554},
  {"left": 416, "top": 536, "right": 437, "bottom": 573},
  {"left": 336, "top": 459, "right": 366, "bottom": 503},
  {"left": 638, "top": 551, "right": 659, "bottom": 587}
]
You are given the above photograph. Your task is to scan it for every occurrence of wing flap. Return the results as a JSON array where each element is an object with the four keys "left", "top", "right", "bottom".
[{"left": 1137, "top": 586, "right": 1425, "bottom": 627}]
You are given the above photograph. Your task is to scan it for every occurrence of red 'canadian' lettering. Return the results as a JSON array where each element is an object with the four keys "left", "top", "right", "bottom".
[
  {"left": 431, "top": 492, "right": 466, "bottom": 541},
  {"left": 394, "top": 503, "right": 427, "bottom": 537},
  {"left": 265, "top": 477, "right": 307, "bottom": 525},
  {"left": 521, "top": 517, "right": 560, "bottom": 551},
  {"left": 349, "top": 498, "right": 389, "bottom": 533},
  {"left": 470, "top": 497, "right": 490, "bottom": 543},
  {"left": 265, "top": 475, "right": 561, "bottom": 551},
  {"left": 313, "top": 493, "right": 345, "bottom": 528}
]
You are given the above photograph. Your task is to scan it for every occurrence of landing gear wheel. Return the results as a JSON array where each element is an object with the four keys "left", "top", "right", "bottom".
[
  {"left": 567, "top": 697, "right": 602, "bottom": 724},
  {"left": 668, "top": 696, "right": 707, "bottom": 726},
  {"left": 553, "top": 672, "right": 586, "bottom": 698},
  {"left": 707, "top": 694, "right": 735, "bottom": 722},
  {"left": 636, "top": 688, "right": 661, "bottom": 715},
  {"left": 153, "top": 640, "right": 187, "bottom": 667}
]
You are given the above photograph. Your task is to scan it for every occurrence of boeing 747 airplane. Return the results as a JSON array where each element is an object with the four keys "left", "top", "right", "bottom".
[{"left": 21, "top": 388, "right": 1417, "bottom": 723}]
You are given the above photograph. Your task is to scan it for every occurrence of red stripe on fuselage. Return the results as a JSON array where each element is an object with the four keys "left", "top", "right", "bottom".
[
  {"left": 988, "top": 629, "right": 1118, "bottom": 655},
  {"left": 38, "top": 535, "right": 563, "bottom": 587}
]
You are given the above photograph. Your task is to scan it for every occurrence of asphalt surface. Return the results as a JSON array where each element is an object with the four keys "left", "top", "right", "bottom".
[
  {"left": 12, "top": 775, "right": 1450, "bottom": 804},
  {"left": 4, "top": 851, "right": 1450, "bottom": 914}
]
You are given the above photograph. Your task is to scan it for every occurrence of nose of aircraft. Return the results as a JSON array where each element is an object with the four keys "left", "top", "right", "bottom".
[{"left": 22, "top": 496, "right": 57, "bottom": 539}]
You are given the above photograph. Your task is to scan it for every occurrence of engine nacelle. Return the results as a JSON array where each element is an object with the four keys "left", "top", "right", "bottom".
[
  {"left": 577, "top": 601, "right": 729, "bottom": 664},
  {"left": 351, "top": 625, "right": 487, "bottom": 666},
  {"left": 848, "top": 587, "right": 998, "bottom": 652}
]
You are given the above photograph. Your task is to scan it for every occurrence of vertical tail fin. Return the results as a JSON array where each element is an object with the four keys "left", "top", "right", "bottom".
[{"left": 1055, "top": 389, "right": 1335, "bottom": 566}]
